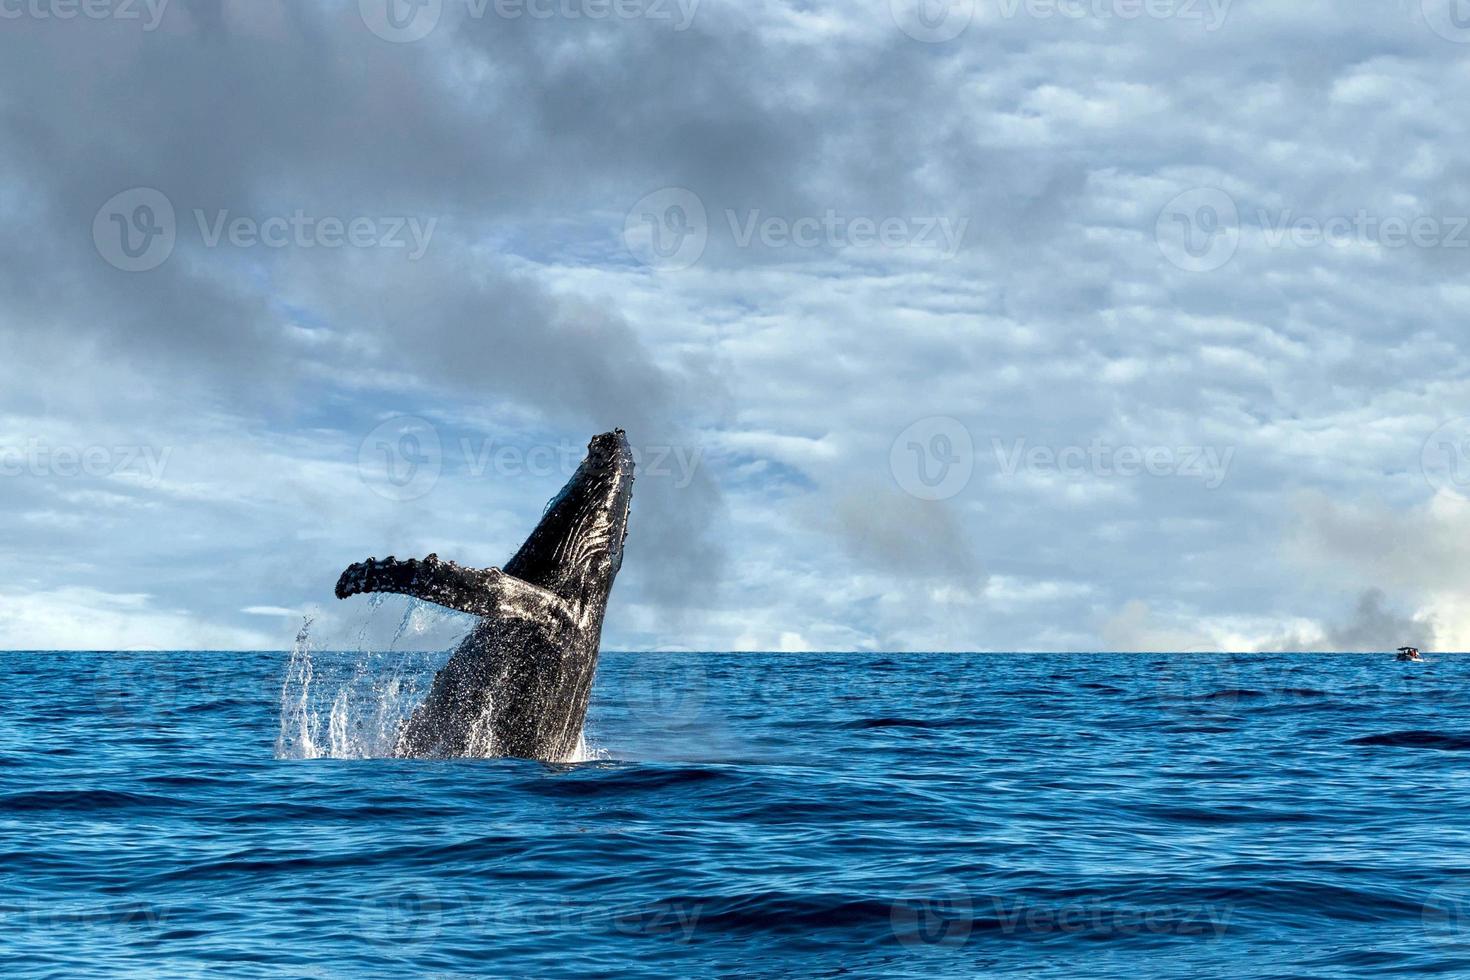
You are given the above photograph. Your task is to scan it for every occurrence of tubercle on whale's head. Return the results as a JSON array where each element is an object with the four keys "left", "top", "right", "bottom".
[{"left": 587, "top": 429, "right": 629, "bottom": 465}]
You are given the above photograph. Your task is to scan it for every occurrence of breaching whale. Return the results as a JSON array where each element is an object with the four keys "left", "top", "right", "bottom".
[{"left": 335, "top": 429, "right": 634, "bottom": 762}]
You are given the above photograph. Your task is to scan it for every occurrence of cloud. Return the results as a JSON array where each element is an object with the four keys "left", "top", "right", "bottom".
[
  {"left": 2, "top": 1, "right": 1469, "bottom": 649},
  {"left": 0, "top": 588, "right": 274, "bottom": 651},
  {"left": 241, "top": 606, "right": 304, "bottom": 617},
  {"left": 1283, "top": 491, "right": 1469, "bottom": 649},
  {"left": 826, "top": 489, "right": 981, "bottom": 582},
  {"left": 1100, "top": 600, "right": 1215, "bottom": 653}
]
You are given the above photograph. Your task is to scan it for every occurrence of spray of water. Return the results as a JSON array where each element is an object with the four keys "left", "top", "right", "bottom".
[
  {"left": 274, "top": 598, "right": 604, "bottom": 762},
  {"left": 275, "top": 598, "right": 469, "bottom": 760}
]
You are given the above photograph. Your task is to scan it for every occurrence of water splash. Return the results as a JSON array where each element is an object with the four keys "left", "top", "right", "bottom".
[
  {"left": 570, "top": 733, "right": 604, "bottom": 764},
  {"left": 275, "top": 599, "right": 469, "bottom": 760},
  {"left": 274, "top": 618, "right": 320, "bottom": 758},
  {"left": 274, "top": 599, "right": 604, "bottom": 762}
]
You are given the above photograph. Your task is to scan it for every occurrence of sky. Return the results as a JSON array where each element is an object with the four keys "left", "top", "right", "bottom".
[{"left": 1, "top": 0, "right": 1469, "bottom": 652}]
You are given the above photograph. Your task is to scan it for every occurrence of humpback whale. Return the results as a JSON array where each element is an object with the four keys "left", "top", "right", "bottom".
[{"left": 335, "top": 429, "right": 634, "bottom": 762}]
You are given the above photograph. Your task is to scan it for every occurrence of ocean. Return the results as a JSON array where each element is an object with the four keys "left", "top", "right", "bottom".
[{"left": 3, "top": 647, "right": 1469, "bottom": 977}]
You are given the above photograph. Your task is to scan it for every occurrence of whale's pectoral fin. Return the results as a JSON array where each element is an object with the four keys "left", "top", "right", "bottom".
[{"left": 335, "top": 554, "right": 571, "bottom": 622}]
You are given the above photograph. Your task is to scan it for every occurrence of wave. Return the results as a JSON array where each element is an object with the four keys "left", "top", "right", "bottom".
[
  {"left": 10, "top": 650, "right": 1470, "bottom": 977},
  {"left": 1203, "top": 688, "right": 1267, "bottom": 700},
  {"left": 1347, "top": 730, "right": 1470, "bottom": 750},
  {"left": 842, "top": 716, "right": 986, "bottom": 730},
  {"left": 0, "top": 789, "right": 183, "bottom": 812}
]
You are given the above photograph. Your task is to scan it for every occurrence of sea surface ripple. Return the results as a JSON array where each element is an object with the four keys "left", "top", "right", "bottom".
[{"left": 3, "top": 651, "right": 1470, "bottom": 978}]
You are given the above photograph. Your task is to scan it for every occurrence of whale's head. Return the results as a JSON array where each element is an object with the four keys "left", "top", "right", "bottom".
[
  {"left": 505, "top": 429, "right": 635, "bottom": 603},
  {"left": 579, "top": 429, "right": 635, "bottom": 577}
]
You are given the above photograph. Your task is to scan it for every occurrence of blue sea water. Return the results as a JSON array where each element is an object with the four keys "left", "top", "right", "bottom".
[{"left": 4, "top": 648, "right": 1470, "bottom": 978}]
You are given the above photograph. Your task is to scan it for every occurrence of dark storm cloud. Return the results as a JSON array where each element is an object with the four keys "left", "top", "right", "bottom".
[
  {"left": 0, "top": 0, "right": 744, "bottom": 615},
  {"left": 0, "top": 2, "right": 684, "bottom": 400},
  {"left": 1266, "top": 588, "right": 1435, "bottom": 653},
  {"left": 1324, "top": 589, "right": 1432, "bottom": 653}
]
